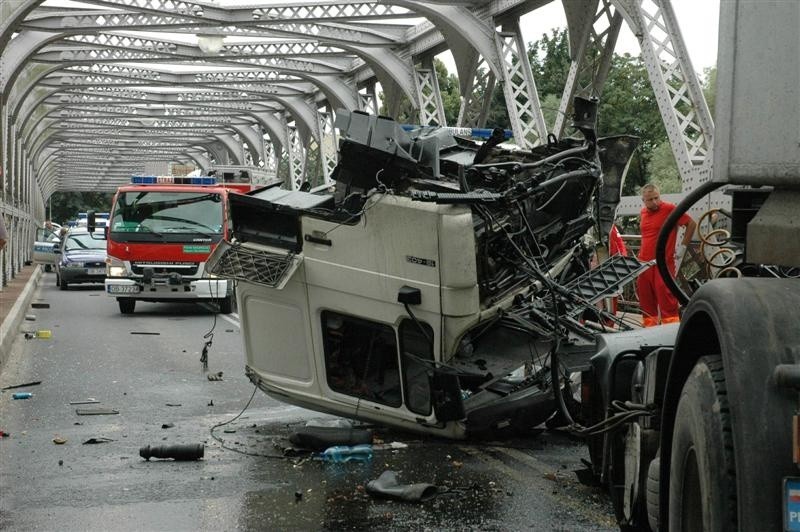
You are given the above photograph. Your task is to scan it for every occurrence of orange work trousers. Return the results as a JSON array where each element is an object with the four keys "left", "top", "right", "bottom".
[{"left": 636, "top": 265, "right": 680, "bottom": 327}]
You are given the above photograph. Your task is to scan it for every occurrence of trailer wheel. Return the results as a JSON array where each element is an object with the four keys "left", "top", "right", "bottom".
[
  {"left": 668, "top": 355, "right": 736, "bottom": 531},
  {"left": 118, "top": 298, "right": 136, "bottom": 314}
]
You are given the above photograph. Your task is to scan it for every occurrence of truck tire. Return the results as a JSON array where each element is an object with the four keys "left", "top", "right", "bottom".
[
  {"left": 646, "top": 457, "right": 660, "bottom": 531},
  {"left": 217, "top": 294, "right": 233, "bottom": 314},
  {"left": 668, "top": 355, "right": 736, "bottom": 531},
  {"left": 59, "top": 275, "right": 68, "bottom": 290},
  {"left": 118, "top": 298, "right": 136, "bottom": 314}
]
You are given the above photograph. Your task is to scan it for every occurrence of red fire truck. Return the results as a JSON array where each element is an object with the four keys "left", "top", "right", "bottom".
[{"left": 101, "top": 175, "right": 253, "bottom": 314}]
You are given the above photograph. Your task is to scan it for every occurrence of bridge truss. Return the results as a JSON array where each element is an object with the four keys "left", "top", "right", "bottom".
[{"left": 0, "top": 0, "right": 717, "bottom": 286}]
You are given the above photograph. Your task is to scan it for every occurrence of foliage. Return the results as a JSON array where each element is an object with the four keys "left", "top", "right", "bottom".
[{"left": 48, "top": 192, "right": 113, "bottom": 225}]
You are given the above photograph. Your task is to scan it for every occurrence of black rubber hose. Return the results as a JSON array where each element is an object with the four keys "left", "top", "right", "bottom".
[{"left": 655, "top": 180, "right": 724, "bottom": 304}]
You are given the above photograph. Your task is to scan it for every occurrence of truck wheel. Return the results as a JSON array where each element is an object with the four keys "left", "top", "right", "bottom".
[
  {"left": 668, "top": 355, "right": 736, "bottom": 531},
  {"left": 59, "top": 275, "right": 68, "bottom": 290},
  {"left": 44, "top": 264, "right": 52, "bottom": 273},
  {"left": 217, "top": 295, "right": 233, "bottom": 314},
  {"left": 646, "top": 457, "right": 660, "bottom": 531},
  {"left": 118, "top": 298, "right": 136, "bottom": 314}
]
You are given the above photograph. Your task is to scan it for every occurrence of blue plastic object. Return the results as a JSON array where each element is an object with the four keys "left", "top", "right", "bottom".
[
  {"left": 320, "top": 444, "right": 373, "bottom": 463},
  {"left": 12, "top": 393, "right": 32, "bottom": 400}
]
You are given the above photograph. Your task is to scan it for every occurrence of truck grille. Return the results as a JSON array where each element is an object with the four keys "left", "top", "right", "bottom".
[
  {"left": 131, "top": 262, "right": 199, "bottom": 276},
  {"left": 206, "top": 241, "right": 299, "bottom": 289}
]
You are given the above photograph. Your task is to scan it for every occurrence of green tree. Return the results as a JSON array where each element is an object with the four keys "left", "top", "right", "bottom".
[
  {"left": 598, "top": 53, "right": 668, "bottom": 194},
  {"left": 48, "top": 192, "right": 113, "bottom": 225},
  {"left": 379, "top": 58, "right": 460, "bottom": 126}
]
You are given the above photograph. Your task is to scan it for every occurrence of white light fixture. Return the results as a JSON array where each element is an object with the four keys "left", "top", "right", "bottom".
[{"left": 197, "top": 34, "right": 225, "bottom": 54}]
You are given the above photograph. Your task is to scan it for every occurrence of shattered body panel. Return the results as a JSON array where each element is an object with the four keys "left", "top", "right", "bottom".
[{"left": 209, "top": 99, "right": 647, "bottom": 439}]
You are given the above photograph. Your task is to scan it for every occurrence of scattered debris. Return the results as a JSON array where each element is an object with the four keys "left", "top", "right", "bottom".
[
  {"left": 24, "top": 314, "right": 36, "bottom": 321},
  {"left": 76, "top": 407, "right": 119, "bottom": 415},
  {"left": 83, "top": 437, "right": 114, "bottom": 444},
  {"left": 294, "top": 490, "right": 303, "bottom": 501},
  {"left": 130, "top": 332, "right": 160, "bottom": 335},
  {"left": 2, "top": 381, "right": 42, "bottom": 390},
  {"left": 207, "top": 372, "right": 224, "bottom": 381},
  {"left": 31, "top": 302, "right": 50, "bottom": 309},
  {"left": 58, "top": 459, "right": 63, "bottom": 466},
  {"left": 53, "top": 437, "right": 67, "bottom": 445},
  {"left": 223, "top": 428, "right": 236, "bottom": 434},
  {"left": 161, "top": 423, "right": 175, "bottom": 429},
  {"left": 69, "top": 399, "right": 99, "bottom": 405},
  {"left": 35, "top": 330, "right": 52, "bottom": 339},
  {"left": 290, "top": 426, "right": 373, "bottom": 451},
  {"left": 0, "top": 430, "right": 9, "bottom": 438},
  {"left": 165, "top": 403, "right": 182, "bottom": 407},
  {"left": 207, "top": 400, "right": 214, "bottom": 406},
  {"left": 366, "top": 471, "right": 439, "bottom": 502},
  {"left": 139, "top": 443, "right": 204, "bottom": 461},
  {"left": 12, "top": 393, "right": 33, "bottom": 400}
]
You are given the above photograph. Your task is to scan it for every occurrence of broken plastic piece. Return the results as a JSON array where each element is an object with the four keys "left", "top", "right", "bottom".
[
  {"left": 207, "top": 371, "right": 223, "bottom": 381},
  {"left": 139, "top": 443, "right": 204, "bottom": 461},
  {"left": 320, "top": 444, "right": 373, "bottom": 463},
  {"left": 12, "top": 393, "right": 32, "bottom": 400},
  {"left": 365, "top": 470, "right": 438, "bottom": 502}
]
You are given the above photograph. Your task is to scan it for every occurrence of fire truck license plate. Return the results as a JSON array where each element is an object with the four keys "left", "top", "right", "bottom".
[
  {"left": 784, "top": 477, "right": 800, "bottom": 530},
  {"left": 107, "top": 285, "right": 139, "bottom": 294}
]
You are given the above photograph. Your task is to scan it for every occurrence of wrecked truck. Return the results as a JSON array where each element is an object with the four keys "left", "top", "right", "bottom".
[{"left": 208, "top": 97, "right": 648, "bottom": 439}]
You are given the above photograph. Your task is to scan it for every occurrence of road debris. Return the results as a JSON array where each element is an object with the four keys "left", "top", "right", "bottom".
[
  {"left": 52, "top": 437, "right": 67, "bottom": 445},
  {"left": 139, "top": 443, "right": 204, "bottom": 461},
  {"left": 365, "top": 470, "right": 439, "bottom": 502},
  {"left": 12, "top": 393, "right": 32, "bottom": 400},
  {"left": 76, "top": 407, "right": 119, "bottom": 415},
  {"left": 69, "top": 399, "right": 99, "bottom": 405},
  {"left": 162, "top": 423, "right": 175, "bottom": 429},
  {"left": 83, "top": 437, "right": 114, "bottom": 444},
  {"left": 207, "top": 371, "right": 223, "bottom": 381},
  {"left": 2, "top": 381, "right": 42, "bottom": 390}
]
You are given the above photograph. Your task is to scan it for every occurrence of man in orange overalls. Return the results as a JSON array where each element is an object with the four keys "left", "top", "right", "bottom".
[{"left": 637, "top": 183, "right": 696, "bottom": 327}]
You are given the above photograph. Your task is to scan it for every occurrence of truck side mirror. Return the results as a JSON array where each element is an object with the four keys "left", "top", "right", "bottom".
[{"left": 87, "top": 210, "right": 96, "bottom": 233}]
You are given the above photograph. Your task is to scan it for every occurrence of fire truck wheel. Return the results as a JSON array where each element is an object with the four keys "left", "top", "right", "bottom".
[
  {"left": 668, "top": 355, "right": 736, "bottom": 531},
  {"left": 118, "top": 298, "right": 136, "bottom": 314},
  {"left": 58, "top": 275, "right": 68, "bottom": 290},
  {"left": 218, "top": 295, "right": 233, "bottom": 314}
]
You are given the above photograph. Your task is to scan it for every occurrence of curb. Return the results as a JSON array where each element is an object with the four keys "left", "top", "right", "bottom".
[{"left": 0, "top": 266, "right": 42, "bottom": 368}]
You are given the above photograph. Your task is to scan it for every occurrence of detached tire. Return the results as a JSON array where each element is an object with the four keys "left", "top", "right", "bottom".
[
  {"left": 668, "top": 355, "right": 736, "bottom": 531},
  {"left": 118, "top": 298, "right": 136, "bottom": 314}
]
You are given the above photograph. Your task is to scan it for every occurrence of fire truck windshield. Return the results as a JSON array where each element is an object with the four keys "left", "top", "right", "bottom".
[{"left": 110, "top": 191, "right": 224, "bottom": 242}]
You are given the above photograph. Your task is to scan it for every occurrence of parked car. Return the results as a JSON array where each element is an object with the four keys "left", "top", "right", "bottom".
[
  {"left": 55, "top": 228, "right": 107, "bottom": 290},
  {"left": 32, "top": 222, "right": 62, "bottom": 272}
]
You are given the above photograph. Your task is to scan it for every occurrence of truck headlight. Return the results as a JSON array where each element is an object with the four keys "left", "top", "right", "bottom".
[{"left": 106, "top": 256, "right": 127, "bottom": 277}]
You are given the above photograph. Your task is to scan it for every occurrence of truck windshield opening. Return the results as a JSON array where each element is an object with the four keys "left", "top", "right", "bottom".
[{"left": 110, "top": 191, "right": 223, "bottom": 242}]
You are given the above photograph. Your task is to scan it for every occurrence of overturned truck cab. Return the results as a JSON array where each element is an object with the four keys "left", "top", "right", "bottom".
[{"left": 209, "top": 98, "right": 647, "bottom": 439}]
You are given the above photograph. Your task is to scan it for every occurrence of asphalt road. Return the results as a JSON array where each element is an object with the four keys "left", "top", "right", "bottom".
[{"left": 0, "top": 274, "right": 617, "bottom": 531}]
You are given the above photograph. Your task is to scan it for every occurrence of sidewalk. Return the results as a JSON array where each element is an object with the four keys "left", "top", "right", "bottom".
[{"left": 0, "top": 264, "right": 41, "bottom": 366}]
